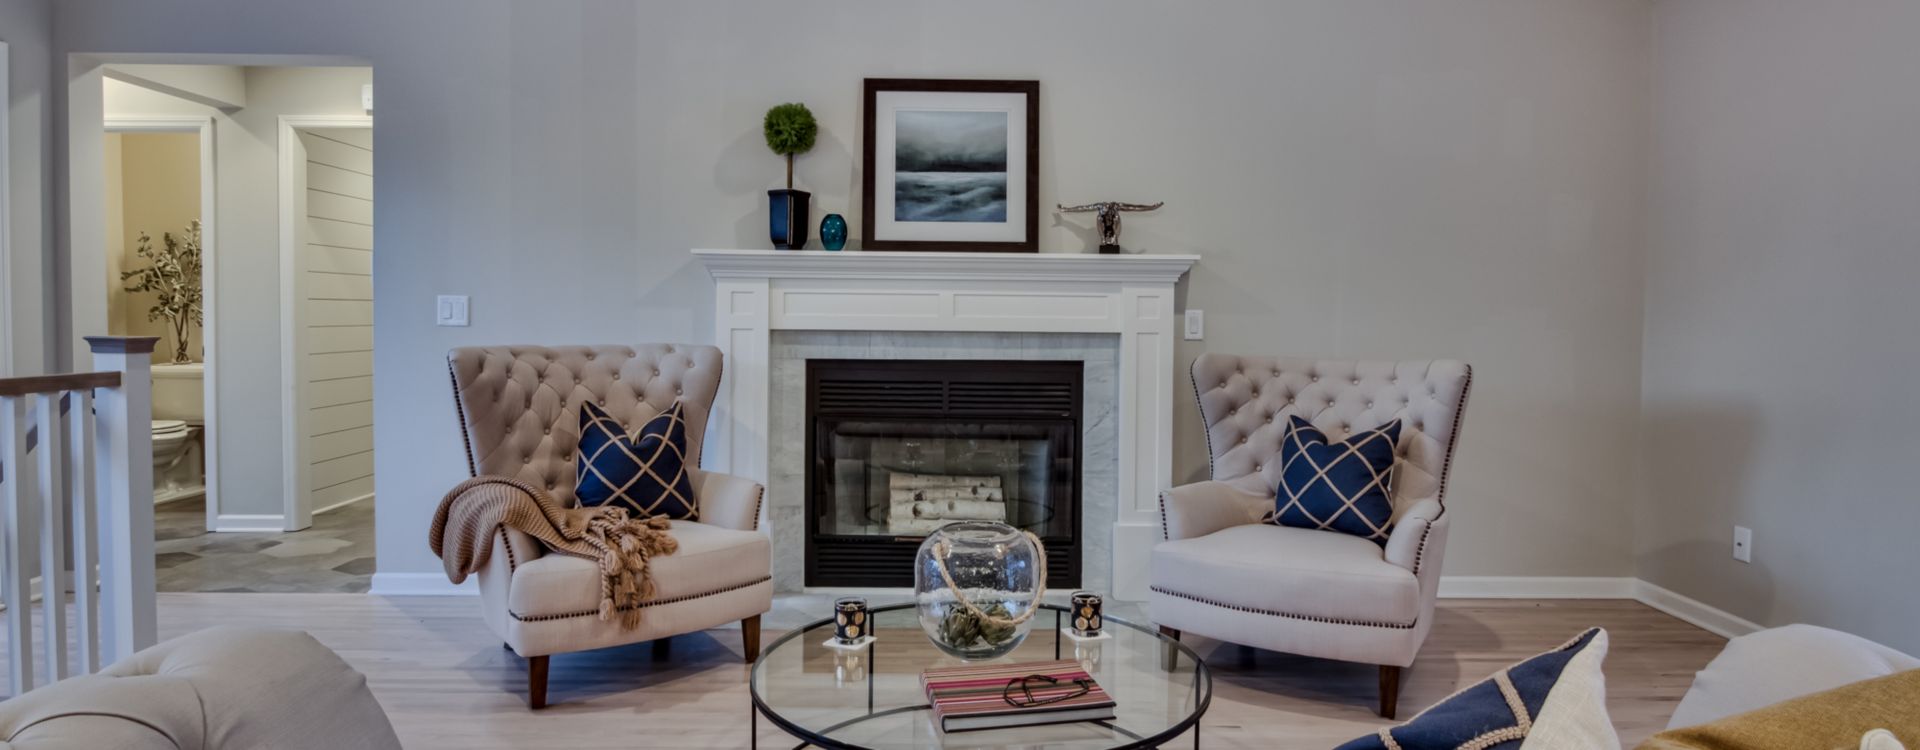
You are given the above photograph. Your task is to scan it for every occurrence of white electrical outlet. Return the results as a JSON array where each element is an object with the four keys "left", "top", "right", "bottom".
[
  {"left": 1733, "top": 525, "right": 1753, "bottom": 563},
  {"left": 436, "top": 295, "right": 469, "bottom": 327},
  {"left": 1183, "top": 309, "right": 1205, "bottom": 340}
]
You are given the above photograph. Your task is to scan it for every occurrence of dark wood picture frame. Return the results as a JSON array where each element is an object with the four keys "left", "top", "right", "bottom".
[{"left": 861, "top": 78, "right": 1040, "bottom": 253}]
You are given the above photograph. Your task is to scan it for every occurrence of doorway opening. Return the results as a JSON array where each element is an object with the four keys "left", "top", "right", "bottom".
[{"left": 75, "top": 61, "right": 375, "bottom": 592}]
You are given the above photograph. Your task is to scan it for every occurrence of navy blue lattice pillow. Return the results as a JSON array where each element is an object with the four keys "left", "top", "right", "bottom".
[
  {"left": 1336, "top": 629, "right": 1617, "bottom": 749},
  {"left": 575, "top": 400, "right": 698, "bottom": 520},
  {"left": 1268, "top": 415, "right": 1401, "bottom": 545}
]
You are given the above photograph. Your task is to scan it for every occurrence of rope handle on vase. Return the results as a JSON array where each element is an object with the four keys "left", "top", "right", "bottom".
[{"left": 929, "top": 529, "right": 1047, "bottom": 628}]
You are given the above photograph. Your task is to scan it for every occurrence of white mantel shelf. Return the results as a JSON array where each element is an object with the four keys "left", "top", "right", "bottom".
[
  {"left": 693, "top": 248, "right": 1200, "bottom": 283},
  {"left": 694, "top": 247, "right": 1197, "bottom": 600}
]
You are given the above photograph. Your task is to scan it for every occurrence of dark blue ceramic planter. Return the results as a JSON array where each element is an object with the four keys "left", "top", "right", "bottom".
[{"left": 769, "top": 189, "right": 810, "bottom": 250}]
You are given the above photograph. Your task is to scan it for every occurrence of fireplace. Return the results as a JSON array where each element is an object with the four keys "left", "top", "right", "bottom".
[{"left": 804, "top": 359, "right": 1082, "bottom": 588}]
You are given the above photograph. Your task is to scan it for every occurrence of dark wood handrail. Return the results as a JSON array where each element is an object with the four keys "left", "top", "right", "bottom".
[{"left": 0, "top": 371, "right": 123, "bottom": 398}]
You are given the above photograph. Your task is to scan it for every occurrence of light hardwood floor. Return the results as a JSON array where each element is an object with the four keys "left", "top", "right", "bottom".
[{"left": 28, "top": 594, "right": 1719, "bottom": 748}]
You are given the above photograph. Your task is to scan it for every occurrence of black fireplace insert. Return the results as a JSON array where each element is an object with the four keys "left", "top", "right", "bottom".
[{"left": 804, "top": 359, "right": 1082, "bottom": 588}]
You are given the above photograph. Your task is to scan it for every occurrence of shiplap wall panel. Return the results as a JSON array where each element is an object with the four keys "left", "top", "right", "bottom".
[
  {"left": 301, "top": 134, "right": 372, "bottom": 175},
  {"left": 308, "top": 274, "right": 373, "bottom": 301},
  {"left": 316, "top": 127, "right": 372, "bottom": 150},
  {"left": 309, "top": 377, "right": 373, "bottom": 410},
  {"left": 312, "top": 475, "right": 374, "bottom": 510},
  {"left": 308, "top": 401, "right": 373, "bottom": 438},
  {"left": 307, "top": 351, "right": 372, "bottom": 382},
  {"left": 305, "top": 246, "right": 372, "bottom": 274},
  {"left": 311, "top": 426, "right": 373, "bottom": 464},
  {"left": 308, "top": 326, "right": 372, "bottom": 355},
  {"left": 308, "top": 219, "right": 372, "bottom": 251},
  {"left": 305, "top": 162, "right": 371, "bottom": 197},
  {"left": 311, "top": 451, "right": 374, "bottom": 490},
  {"left": 306, "top": 299, "right": 372, "bottom": 327},
  {"left": 299, "top": 127, "right": 375, "bottom": 515},
  {"left": 307, "top": 189, "right": 373, "bottom": 225}
]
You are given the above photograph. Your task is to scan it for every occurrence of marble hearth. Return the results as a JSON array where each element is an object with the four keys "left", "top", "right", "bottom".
[{"left": 695, "top": 249, "right": 1198, "bottom": 600}]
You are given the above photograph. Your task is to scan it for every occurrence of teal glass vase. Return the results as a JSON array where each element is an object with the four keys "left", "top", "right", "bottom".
[{"left": 820, "top": 213, "right": 848, "bottom": 251}]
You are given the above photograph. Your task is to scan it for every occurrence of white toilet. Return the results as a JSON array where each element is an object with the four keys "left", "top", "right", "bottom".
[{"left": 151, "top": 363, "right": 206, "bottom": 503}]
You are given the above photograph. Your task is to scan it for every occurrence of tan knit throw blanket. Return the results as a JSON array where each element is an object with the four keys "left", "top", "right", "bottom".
[{"left": 429, "top": 476, "right": 678, "bottom": 628}]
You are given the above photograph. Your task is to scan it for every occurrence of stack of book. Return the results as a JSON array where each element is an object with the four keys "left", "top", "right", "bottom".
[{"left": 922, "top": 659, "right": 1116, "bottom": 733}]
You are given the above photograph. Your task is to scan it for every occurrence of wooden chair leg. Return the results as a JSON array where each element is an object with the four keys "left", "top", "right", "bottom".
[
  {"left": 1158, "top": 625, "right": 1181, "bottom": 641},
  {"left": 528, "top": 655, "right": 549, "bottom": 710},
  {"left": 1378, "top": 665, "right": 1402, "bottom": 720},
  {"left": 743, "top": 615, "right": 762, "bottom": 663}
]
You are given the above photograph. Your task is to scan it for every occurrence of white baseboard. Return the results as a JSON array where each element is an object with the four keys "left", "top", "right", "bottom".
[
  {"left": 1438, "top": 576, "right": 1638, "bottom": 599},
  {"left": 313, "top": 492, "right": 373, "bottom": 516},
  {"left": 1632, "top": 580, "right": 1763, "bottom": 639},
  {"left": 211, "top": 513, "right": 285, "bottom": 532},
  {"left": 369, "top": 573, "right": 475, "bottom": 596},
  {"left": 360, "top": 571, "right": 1762, "bottom": 639}
]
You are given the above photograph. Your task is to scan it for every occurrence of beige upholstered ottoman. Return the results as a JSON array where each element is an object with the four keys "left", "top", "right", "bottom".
[{"left": 0, "top": 625, "right": 400, "bottom": 749}]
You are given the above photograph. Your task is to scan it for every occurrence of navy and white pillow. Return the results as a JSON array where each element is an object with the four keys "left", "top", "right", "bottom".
[
  {"left": 1267, "top": 415, "right": 1401, "bottom": 545},
  {"left": 1336, "top": 628, "right": 1619, "bottom": 750},
  {"left": 575, "top": 400, "right": 698, "bottom": 521}
]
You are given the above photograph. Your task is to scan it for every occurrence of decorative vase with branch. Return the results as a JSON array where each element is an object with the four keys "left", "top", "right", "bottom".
[
  {"left": 763, "top": 102, "right": 818, "bottom": 250},
  {"left": 120, "top": 220, "right": 204, "bottom": 365}
]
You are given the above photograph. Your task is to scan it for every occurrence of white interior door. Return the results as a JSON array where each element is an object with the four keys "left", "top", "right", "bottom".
[{"left": 283, "top": 121, "right": 373, "bottom": 530}]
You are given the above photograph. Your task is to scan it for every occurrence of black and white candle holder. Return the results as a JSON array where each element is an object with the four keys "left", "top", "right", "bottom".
[
  {"left": 824, "top": 596, "right": 875, "bottom": 650},
  {"left": 1061, "top": 590, "right": 1112, "bottom": 643}
]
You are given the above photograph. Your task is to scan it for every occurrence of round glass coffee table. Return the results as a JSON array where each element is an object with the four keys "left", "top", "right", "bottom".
[{"left": 749, "top": 602, "right": 1210, "bottom": 749}]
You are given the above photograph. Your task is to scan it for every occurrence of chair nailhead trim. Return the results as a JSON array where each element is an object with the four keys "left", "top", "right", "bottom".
[
  {"left": 508, "top": 575, "right": 773, "bottom": 622},
  {"left": 1148, "top": 586, "right": 1417, "bottom": 630}
]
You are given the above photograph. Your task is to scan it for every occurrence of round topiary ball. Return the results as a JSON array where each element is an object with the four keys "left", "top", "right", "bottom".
[{"left": 764, "top": 102, "right": 818, "bottom": 156}]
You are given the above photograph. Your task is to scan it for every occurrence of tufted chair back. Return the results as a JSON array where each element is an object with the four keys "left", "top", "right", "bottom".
[
  {"left": 1190, "top": 355, "right": 1471, "bottom": 517},
  {"left": 446, "top": 345, "right": 724, "bottom": 506}
]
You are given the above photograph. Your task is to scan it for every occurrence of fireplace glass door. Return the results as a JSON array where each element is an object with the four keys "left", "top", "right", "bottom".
[
  {"left": 816, "top": 419, "right": 1074, "bottom": 539},
  {"left": 805, "top": 360, "right": 1082, "bottom": 588}
]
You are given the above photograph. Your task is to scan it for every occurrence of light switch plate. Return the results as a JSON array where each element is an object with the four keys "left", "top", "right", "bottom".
[
  {"left": 436, "top": 295, "right": 469, "bottom": 327},
  {"left": 1733, "top": 525, "right": 1752, "bottom": 563},
  {"left": 1183, "top": 309, "right": 1204, "bottom": 340}
]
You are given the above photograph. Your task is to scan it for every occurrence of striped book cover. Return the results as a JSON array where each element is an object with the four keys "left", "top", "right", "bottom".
[{"left": 922, "top": 659, "right": 1116, "bottom": 733}]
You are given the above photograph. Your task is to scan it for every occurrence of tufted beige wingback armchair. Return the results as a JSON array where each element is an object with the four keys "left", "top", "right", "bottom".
[
  {"left": 1150, "top": 355, "right": 1471, "bottom": 719},
  {"left": 446, "top": 345, "right": 771, "bottom": 708}
]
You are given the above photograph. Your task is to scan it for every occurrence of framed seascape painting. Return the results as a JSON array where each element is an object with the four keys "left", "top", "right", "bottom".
[{"left": 862, "top": 78, "right": 1040, "bottom": 252}]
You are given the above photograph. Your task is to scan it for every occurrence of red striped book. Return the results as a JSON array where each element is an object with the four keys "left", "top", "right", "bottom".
[{"left": 922, "top": 659, "right": 1116, "bottom": 733}]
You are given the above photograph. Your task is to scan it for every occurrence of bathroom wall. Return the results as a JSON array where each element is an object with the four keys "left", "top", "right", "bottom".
[{"left": 103, "top": 130, "right": 202, "bottom": 363}]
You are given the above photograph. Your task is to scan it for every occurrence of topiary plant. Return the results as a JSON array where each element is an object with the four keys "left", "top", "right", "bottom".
[{"left": 763, "top": 102, "right": 818, "bottom": 190}]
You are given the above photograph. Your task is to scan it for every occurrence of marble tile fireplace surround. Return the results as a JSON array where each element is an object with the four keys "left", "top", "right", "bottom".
[{"left": 694, "top": 249, "right": 1198, "bottom": 600}]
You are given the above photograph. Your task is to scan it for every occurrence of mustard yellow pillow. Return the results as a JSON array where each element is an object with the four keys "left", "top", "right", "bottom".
[{"left": 1640, "top": 669, "right": 1920, "bottom": 750}]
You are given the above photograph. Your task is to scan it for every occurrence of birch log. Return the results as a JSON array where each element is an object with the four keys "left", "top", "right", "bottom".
[
  {"left": 888, "top": 472, "right": 1001, "bottom": 490},
  {"left": 898, "top": 487, "right": 1005, "bottom": 503},
  {"left": 911, "top": 499, "right": 1008, "bottom": 520}
]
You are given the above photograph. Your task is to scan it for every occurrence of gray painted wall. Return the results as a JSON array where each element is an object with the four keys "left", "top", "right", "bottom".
[
  {"left": 43, "top": 0, "right": 1653, "bottom": 585},
  {"left": 1, "top": 0, "right": 53, "bottom": 376},
  {"left": 1642, "top": 0, "right": 1920, "bottom": 653}
]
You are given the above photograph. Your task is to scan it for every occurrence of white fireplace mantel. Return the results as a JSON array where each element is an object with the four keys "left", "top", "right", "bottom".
[{"left": 694, "top": 248, "right": 1199, "bottom": 600}]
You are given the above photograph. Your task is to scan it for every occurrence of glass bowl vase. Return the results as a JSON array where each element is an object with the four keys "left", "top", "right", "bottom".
[{"left": 914, "top": 521, "right": 1045, "bottom": 660}]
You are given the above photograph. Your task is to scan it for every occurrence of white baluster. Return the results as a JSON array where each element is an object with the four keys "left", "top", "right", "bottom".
[
  {"left": 67, "top": 389, "right": 99, "bottom": 675},
  {"left": 85, "top": 337, "right": 157, "bottom": 662},
  {"left": 34, "top": 393, "right": 68, "bottom": 683},
  {"left": 1, "top": 395, "right": 32, "bottom": 695}
]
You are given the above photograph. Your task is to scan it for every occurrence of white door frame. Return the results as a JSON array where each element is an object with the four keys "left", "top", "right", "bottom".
[
  {"left": 103, "top": 116, "right": 219, "bottom": 533},
  {"left": 278, "top": 115, "right": 371, "bottom": 531}
]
